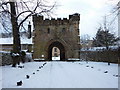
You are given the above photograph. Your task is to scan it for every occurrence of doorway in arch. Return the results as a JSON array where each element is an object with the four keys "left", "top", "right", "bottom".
[
  {"left": 47, "top": 41, "right": 65, "bottom": 61},
  {"left": 52, "top": 47, "right": 60, "bottom": 60}
]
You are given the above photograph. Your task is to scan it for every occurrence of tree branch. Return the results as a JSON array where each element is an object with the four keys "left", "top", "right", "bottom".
[
  {"left": 18, "top": 13, "right": 32, "bottom": 29},
  {"left": 17, "top": 10, "right": 32, "bottom": 19}
]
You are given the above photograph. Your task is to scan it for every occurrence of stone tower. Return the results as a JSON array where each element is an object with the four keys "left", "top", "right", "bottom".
[{"left": 32, "top": 13, "right": 81, "bottom": 61}]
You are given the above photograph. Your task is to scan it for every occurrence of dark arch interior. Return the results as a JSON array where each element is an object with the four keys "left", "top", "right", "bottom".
[{"left": 48, "top": 41, "right": 65, "bottom": 61}]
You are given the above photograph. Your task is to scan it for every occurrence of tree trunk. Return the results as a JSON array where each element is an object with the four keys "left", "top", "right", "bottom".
[{"left": 10, "top": 2, "right": 21, "bottom": 67}]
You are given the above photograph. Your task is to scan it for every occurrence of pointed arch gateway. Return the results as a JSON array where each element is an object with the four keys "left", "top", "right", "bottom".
[{"left": 47, "top": 41, "right": 66, "bottom": 61}]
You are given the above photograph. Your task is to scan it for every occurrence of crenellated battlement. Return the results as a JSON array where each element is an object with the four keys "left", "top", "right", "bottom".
[{"left": 33, "top": 13, "right": 80, "bottom": 25}]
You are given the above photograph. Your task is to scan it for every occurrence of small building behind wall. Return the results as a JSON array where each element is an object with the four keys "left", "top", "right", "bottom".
[
  {"left": 0, "top": 38, "right": 32, "bottom": 52},
  {"left": 52, "top": 47, "right": 60, "bottom": 57}
]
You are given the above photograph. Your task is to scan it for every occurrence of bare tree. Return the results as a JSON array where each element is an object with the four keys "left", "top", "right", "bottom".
[
  {"left": 0, "top": 0, "right": 57, "bottom": 67},
  {"left": 113, "top": 1, "right": 120, "bottom": 15},
  {"left": 108, "top": 1, "right": 120, "bottom": 27}
]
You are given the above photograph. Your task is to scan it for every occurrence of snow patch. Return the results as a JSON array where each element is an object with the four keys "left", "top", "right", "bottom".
[
  {"left": 52, "top": 57, "right": 60, "bottom": 60},
  {"left": 11, "top": 53, "right": 20, "bottom": 57},
  {"left": 34, "top": 58, "right": 45, "bottom": 60},
  {"left": 68, "top": 58, "right": 80, "bottom": 60}
]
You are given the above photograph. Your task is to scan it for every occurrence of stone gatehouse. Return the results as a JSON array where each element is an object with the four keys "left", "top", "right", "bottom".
[{"left": 32, "top": 13, "right": 81, "bottom": 61}]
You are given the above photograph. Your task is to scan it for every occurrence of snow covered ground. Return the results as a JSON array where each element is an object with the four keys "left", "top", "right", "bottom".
[
  {"left": 1, "top": 61, "right": 119, "bottom": 88},
  {"left": 52, "top": 57, "right": 60, "bottom": 60}
]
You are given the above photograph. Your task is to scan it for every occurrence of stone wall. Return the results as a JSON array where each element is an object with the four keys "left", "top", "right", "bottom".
[
  {"left": 80, "top": 50, "right": 119, "bottom": 63},
  {"left": 0, "top": 52, "right": 12, "bottom": 66},
  {"left": 0, "top": 52, "right": 33, "bottom": 66}
]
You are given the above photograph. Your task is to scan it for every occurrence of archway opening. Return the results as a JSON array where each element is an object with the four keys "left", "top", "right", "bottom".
[
  {"left": 52, "top": 47, "right": 60, "bottom": 60},
  {"left": 48, "top": 41, "right": 65, "bottom": 61}
]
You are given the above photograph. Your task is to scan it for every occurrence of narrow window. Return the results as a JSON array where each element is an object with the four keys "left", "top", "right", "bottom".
[{"left": 48, "top": 28, "right": 50, "bottom": 34}]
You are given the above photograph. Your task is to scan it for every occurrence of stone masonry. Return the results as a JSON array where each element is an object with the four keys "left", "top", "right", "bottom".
[{"left": 32, "top": 13, "right": 81, "bottom": 61}]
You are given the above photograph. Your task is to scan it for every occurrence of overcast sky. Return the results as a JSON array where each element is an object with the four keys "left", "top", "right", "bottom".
[
  {"left": 51, "top": 0, "right": 119, "bottom": 38},
  {"left": 0, "top": 0, "right": 119, "bottom": 39}
]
